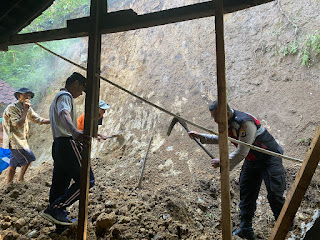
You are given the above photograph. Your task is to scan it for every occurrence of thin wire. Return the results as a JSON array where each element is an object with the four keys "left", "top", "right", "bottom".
[{"left": 35, "top": 42, "right": 306, "bottom": 165}]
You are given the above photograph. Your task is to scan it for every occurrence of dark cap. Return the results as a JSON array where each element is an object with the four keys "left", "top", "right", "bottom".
[
  {"left": 66, "top": 72, "right": 87, "bottom": 90},
  {"left": 209, "top": 100, "right": 232, "bottom": 112},
  {"left": 209, "top": 101, "right": 218, "bottom": 111},
  {"left": 14, "top": 88, "right": 34, "bottom": 100}
]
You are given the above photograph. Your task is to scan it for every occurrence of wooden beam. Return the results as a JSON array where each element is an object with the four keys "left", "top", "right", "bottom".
[
  {"left": 3, "top": 2, "right": 215, "bottom": 46},
  {"left": 69, "top": 2, "right": 216, "bottom": 34},
  {"left": 77, "top": 0, "right": 104, "bottom": 239},
  {"left": 1, "top": 0, "right": 274, "bottom": 48},
  {"left": 2, "top": 28, "right": 88, "bottom": 46},
  {"left": 269, "top": 125, "right": 320, "bottom": 240},
  {"left": 215, "top": 0, "right": 232, "bottom": 239},
  {"left": 99, "top": 0, "right": 274, "bottom": 34}
]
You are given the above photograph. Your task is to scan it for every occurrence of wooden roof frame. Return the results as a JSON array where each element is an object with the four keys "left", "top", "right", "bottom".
[
  {"left": 0, "top": 0, "right": 54, "bottom": 46},
  {"left": 0, "top": 0, "right": 273, "bottom": 50},
  {"left": 4, "top": 1, "right": 317, "bottom": 240}
]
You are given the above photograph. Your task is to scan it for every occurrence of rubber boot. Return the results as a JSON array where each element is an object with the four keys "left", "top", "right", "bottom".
[{"left": 232, "top": 218, "right": 256, "bottom": 240}]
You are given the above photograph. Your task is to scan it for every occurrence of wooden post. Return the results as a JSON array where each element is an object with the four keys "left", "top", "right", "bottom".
[
  {"left": 77, "top": 0, "right": 105, "bottom": 239},
  {"left": 269, "top": 125, "right": 320, "bottom": 240},
  {"left": 215, "top": 0, "right": 232, "bottom": 239}
]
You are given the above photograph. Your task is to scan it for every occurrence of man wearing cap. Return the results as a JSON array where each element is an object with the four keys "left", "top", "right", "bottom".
[
  {"left": 2, "top": 88, "right": 50, "bottom": 184},
  {"left": 77, "top": 100, "right": 110, "bottom": 140},
  {"left": 41, "top": 72, "right": 94, "bottom": 227},
  {"left": 188, "top": 100, "right": 286, "bottom": 240}
]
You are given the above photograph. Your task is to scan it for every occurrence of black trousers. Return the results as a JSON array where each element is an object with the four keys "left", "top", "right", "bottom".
[
  {"left": 49, "top": 137, "right": 95, "bottom": 209},
  {"left": 239, "top": 155, "right": 286, "bottom": 220}
]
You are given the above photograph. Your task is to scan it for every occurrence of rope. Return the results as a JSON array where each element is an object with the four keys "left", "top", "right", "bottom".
[{"left": 35, "top": 42, "right": 306, "bottom": 165}]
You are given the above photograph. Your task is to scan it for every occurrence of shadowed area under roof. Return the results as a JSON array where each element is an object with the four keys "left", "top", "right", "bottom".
[{"left": 0, "top": 0, "right": 54, "bottom": 43}]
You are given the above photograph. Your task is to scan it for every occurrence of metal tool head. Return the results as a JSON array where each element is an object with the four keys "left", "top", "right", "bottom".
[{"left": 167, "top": 117, "right": 179, "bottom": 136}]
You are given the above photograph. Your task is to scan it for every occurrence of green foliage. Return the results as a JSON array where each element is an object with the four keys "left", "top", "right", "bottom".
[
  {"left": 21, "top": 0, "right": 90, "bottom": 33},
  {"left": 299, "top": 138, "right": 307, "bottom": 143},
  {"left": 311, "top": 33, "right": 320, "bottom": 53},
  {"left": 0, "top": 39, "right": 79, "bottom": 103},
  {"left": 280, "top": 41, "right": 298, "bottom": 56},
  {"left": 280, "top": 31, "right": 320, "bottom": 67},
  {"left": 0, "top": 0, "right": 90, "bottom": 104}
]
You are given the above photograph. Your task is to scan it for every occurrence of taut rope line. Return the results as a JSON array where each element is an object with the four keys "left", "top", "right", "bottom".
[{"left": 35, "top": 42, "right": 306, "bottom": 166}]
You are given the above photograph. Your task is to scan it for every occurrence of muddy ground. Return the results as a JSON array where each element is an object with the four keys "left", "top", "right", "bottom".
[{"left": 1, "top": 0, "right": 320, "bottom": 239}]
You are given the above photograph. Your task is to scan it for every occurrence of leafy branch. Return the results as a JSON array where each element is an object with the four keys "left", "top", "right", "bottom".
[
  {"left": 279, "top": 32, "right": 320, "bottom": 67},
  {"left": 275, "top": 0, "right": 319, "bottom": 66}
]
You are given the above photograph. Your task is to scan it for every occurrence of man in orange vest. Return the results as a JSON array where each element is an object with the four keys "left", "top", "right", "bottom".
[{"left": 77, "top": 100, "right": 110, "bottom": 140}]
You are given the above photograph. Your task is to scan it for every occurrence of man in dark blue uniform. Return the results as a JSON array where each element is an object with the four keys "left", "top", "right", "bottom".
[{"left": 189, "top": 100, "right": 286, "bottom": 240}]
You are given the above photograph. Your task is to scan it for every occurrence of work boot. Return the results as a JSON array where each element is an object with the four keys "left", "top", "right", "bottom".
[{"left": 232, "top": 218, "right": 255, "bottom": 240}]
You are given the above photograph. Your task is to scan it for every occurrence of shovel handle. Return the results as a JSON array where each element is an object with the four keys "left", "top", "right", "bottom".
[
  {"left": 179, "top": 121, "right": 215, "bottom": 159},
  {"left": 191, "top": 136, "right": 215, "bottom": 159}
]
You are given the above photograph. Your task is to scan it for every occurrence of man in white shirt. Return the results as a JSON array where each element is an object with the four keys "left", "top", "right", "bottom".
[{"left": 41, "top": 72, "right": 94, "bottom": 227}]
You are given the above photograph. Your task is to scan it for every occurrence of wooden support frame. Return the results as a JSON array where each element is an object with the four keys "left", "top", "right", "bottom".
[
  {"left": 78, "top": 0, "right": 104, "bottom": 239},
  {"left": 215, "top": 0, "right": 232, "bottom": 239},
  {"left": 269, "top": 125, "right": 320, "bottom": 240},
  {"left": 0, "top": 0, "right": 273, "bottom": 49},
  {"left": 0, "top": 0, "right": 282, "bottom": 239}
]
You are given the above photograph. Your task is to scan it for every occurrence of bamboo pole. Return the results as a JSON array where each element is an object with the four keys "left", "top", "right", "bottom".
[{"left": 215, "top": 0, "right": 232, "bottom": 239}]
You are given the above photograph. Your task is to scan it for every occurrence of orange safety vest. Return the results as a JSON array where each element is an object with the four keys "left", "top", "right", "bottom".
[{"left": 77, "top": 113, "right": 103, "bottom": 131}]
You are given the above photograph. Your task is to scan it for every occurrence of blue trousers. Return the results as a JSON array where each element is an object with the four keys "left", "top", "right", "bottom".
[
  {"left": 49, "top": 137, "right": 95, "bottom": 209},
  {"left": 239, "top": 155, "right": 286, "bottom": 220}
]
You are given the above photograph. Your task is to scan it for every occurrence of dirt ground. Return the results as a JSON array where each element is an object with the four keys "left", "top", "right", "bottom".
[{"left": 1, "top": 0, "right": 320, "bottom": 239}]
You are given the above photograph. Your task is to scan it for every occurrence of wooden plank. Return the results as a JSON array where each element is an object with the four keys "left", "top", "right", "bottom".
[
  {"left": 215, "top": 0, "right": 232, "bottom": 239},
  {"left": 1, "top": 0, "right": 274, "bottom": 48},
  {"left": 2, "top": 28, "right": 88, "bottom": 46},
  {"left": 3, "top": 2, "right": 215, "bottom": 46},
  {"left": 77, "top": 0, "right": 104, "bottom": 239},
  {"left": 98, "top": 2, "right": 215, "bottom": 34},
  {"left": 100, "top": 0, "right": 273, "bottom": 34},
  {"left": 66, "top": 0, "right": 274, "bottom": 35},
  {"left": 269, "top": 125, "right": 320, "bottom": 240}
]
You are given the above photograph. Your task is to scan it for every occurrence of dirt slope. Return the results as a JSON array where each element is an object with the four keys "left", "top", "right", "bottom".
[{"left": 1, "top": 0, "right": 320, "bottom": 239}]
